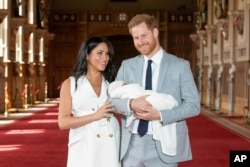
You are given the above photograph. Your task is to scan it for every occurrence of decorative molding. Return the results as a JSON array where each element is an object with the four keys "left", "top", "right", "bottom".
[
  {"left": 213, "top": 54, "right": 218, "bottom": 63},
  {"left": 9, "top": 18, "right": 26, "bottom": 51},
  {"left": 0, "top": 9, "right": 8, "bottom": 22},
  {"left": 237, "top": 48, "right": 246, "bottom": 57},
  {"left": 223, "top": 51, "right": 230, "bottom": 63},
  {"left": 88, "top": 13, "right": 113, "bottom": 22},
  {"left": 217, "top": 19, "right": 228, "bottom": 40},
  {"left": 53, "top": 13, "right": 77, "bottom": 22},
  {"left": 47, "top": 33, "right": 55, "bottom": 40},
  {"left": 23, "top": 24, "right": 37, "bottom": 52},
  {"left": 190, "top": 33, "right": 198, "bottom": 42},
  {"left": 236, "top": 48, "right": 247, "bottom": 62},
  {"left": 190, "top": 33, "right": 199, "bottom": 48},
  {"left": 197, "top": 30, "right": 207, "bottom": 46},
  {"left": 205, "top": 24, "right": 217, "bottom": 44},
  {"left": 10, "top": 17, "right": 26, "bottom": 27},
  {"left": 231, "top": 10, "right": 244, "bottom": 35},
  {"left": 118, "top": 12, "right": 128, "bottom": 21},
  {"left": 194, "top": 12, "right": 203, "bottom": 30},
  {"left": 205, "top": 24, "right": 215, "bottom": 33},
  {"left": 23, "top": 24, "right": 37, "bottom": 33},
  {"left": 35, "top": 29, "right": 47, "bottom": 39},
  {"left": 169, "top": 13, "right": 193, "bottom": 23},
  {"left": 214, "top": 0, "right": 228, "bottom": 19}
]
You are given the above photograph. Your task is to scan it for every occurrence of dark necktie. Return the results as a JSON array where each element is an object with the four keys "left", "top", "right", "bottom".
[{"left": 137, "top": 59, "right": 152, "bottom": 136}]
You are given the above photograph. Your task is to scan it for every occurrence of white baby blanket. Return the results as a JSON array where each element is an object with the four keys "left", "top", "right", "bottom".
[{"left": 109, "top": 81, "right": 178, "bottom": 156}]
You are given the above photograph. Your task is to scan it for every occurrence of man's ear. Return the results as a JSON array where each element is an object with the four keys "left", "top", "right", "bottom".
[{"left": 153, "top": 28, "right": 159, "bottom": 38}]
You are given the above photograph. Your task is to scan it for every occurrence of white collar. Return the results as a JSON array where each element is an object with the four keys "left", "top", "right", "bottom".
[{"left": 143, "top": 47, "right": 163, "bottom": 65}]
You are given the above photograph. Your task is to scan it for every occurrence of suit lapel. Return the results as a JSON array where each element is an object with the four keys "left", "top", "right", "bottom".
[
  {"left": 135, "top": 56, "right": 144, "bottom": 85},
  {"left": 157, "top": 52, "right": 170, "bottom": 92}
]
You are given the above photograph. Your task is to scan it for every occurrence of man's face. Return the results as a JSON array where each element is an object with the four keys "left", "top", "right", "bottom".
[{"left": 130, "top": 22, "right": 158, "bottom": 57}]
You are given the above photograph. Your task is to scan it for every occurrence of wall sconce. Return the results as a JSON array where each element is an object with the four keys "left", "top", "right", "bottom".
[
  {"left": 231, "top": 10, "right": 244, "bottom": 35},
  {"left": 218, "top": 19, "right": 228, "bottom": 40}
]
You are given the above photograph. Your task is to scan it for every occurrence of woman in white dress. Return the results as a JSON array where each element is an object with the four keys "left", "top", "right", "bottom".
[{"left": 58, "top": 37, "right": 120, "bottom": 167}]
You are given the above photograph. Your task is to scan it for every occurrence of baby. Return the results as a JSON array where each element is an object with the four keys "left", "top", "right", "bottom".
[
  {"left": 108, "top": 80, "right": 178, "bottom": 127},
  {"left": 108, "top": 80, "right": 178, "bottom": 156}
]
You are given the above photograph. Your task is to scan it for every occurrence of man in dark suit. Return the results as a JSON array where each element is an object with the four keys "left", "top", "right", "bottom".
[{"left": 112, "top": 14, "right": 200, "bottom": 167}]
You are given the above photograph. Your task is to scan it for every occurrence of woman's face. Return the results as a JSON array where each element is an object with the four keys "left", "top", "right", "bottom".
[{"left": 87, "top": 42, "right": 110, "bottom": 72}]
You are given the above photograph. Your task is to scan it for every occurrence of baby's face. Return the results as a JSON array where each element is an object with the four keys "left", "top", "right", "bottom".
[{"left": 122, "top": 83, "right": 127, "bottom": 86}]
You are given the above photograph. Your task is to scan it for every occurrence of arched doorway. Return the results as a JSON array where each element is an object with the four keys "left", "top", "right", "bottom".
[{"left": 107, "top": 35, "right": 139, "bottom": 69}]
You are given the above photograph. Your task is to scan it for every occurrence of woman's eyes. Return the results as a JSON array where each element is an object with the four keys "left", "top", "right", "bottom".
[{"left": 97, "top": 51, "right": 109, "bottom": 56}]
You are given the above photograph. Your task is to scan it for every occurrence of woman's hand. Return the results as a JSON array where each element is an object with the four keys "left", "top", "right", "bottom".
[{"left": 93, "top": 101, "right": 114, "bottom": 120}]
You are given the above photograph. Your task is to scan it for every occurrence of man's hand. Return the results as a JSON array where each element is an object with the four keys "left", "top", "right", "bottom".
[{"left": 130, "top": 95, "right": 161, "bottom": 121}]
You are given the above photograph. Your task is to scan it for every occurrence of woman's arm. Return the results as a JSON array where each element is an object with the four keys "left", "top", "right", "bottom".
[{"left": 58, "top": 78, "right": 113, "bottom": 130}]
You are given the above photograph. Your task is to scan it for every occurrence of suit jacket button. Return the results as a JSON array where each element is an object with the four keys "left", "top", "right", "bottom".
[{"left": 109, "top": 134, "right": 113, "bottom": 137}]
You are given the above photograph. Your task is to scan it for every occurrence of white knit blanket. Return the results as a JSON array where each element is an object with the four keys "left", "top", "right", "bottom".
[{"left": 108, "top": 81, "right": 178, "bottom": 156}]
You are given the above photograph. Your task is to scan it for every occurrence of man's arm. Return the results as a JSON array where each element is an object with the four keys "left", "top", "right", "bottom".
[{"left": 111, "top": 98, "right": 132, "bottom": 116}]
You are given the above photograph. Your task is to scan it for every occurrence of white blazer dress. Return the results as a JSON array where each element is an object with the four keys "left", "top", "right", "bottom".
[{"left": 67, "top": 76, "right": 120, "bottom": 167}]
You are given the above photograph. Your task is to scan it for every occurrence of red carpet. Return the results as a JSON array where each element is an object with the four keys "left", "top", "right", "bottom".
[
  {"left": 180, "top": 114, "right": 250, "bottom": 167},
  {"left": 1, "top": 105, "right": 249, "bottom": 167},
  {"left": 0, "top": 104, "right": 68, "bottom": 167}
]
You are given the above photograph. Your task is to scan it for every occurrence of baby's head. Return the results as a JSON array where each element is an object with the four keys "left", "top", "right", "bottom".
[{"left": 108, "top": 80, "right": 125, "bottom": 96}]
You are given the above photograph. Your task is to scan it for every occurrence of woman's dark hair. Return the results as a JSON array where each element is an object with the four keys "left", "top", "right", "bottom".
[{"left": 72, "top": 36, "right": 116, "bottom": 89}]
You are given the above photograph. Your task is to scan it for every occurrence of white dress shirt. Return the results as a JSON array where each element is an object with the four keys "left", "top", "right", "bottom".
[{"left": 131, "top": 48, "right": 163, "bottom": 134}]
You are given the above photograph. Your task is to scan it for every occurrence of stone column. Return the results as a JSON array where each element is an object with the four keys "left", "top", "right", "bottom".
[
  {"left": 246, "top": 1, "right": 250, "bottom": 110},
  {"left": 197, "top": 30, "right": 206, "bottom": 103},
  {"left": 205, "top": 25, "right": 215, "bottom": 108},
  {"left": 215, "top": 64, "right": 223, "bottom": 111},
  {"left": 227, "top": 11, "right": 236, "bottom": 115}
]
